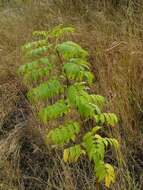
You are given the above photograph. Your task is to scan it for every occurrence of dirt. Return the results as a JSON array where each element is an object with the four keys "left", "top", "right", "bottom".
[{"left": 0, "top": 80, "right": 48, "bottom": 190}]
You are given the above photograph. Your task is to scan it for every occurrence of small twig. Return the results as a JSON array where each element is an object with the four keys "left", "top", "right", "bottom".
[
  {"left": 105, "top": 41, "right": 127, "bottom": 52},
  {"left": 23, "top": 175, "right": 48, "bottom": 185}
]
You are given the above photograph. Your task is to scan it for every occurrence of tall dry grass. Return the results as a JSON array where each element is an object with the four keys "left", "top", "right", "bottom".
[{"left": 0, "top": 1, "right": 143, "bottom": 189}]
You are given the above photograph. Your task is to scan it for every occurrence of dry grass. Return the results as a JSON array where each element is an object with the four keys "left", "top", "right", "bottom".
[{"left": 0, "top": 1, "right": 143, "bottom": 190}]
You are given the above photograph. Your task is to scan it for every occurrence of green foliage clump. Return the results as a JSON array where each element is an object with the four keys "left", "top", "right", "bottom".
[
  {"left": 18, "top": 25, "right": 119, "bottom": 188},
  {"left": 46, "top": 121, "right": 80, "bottom": 145},
  {"left": 39, "top": 99, "right": 69, "bottom": 123},
  {"left": 27, "top": 79, "right": 63, "bottom": 103},
  {"left": 63, "top": 61, "right": 94, "bottom": 84},
  {"left": 56, "top": 41, "right": 88, "bottom": 59}
]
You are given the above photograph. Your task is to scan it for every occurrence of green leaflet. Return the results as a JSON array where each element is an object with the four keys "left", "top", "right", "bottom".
[
  {"left": 25, "top": 44, "right": 52, "bottom": 57},
  {"left": 67, "top": 83, "right": 90, "bottom": 105},
  {"left": 39, "top": 99, "right": 69, "bottom": 123},
  {"left": 18, "top": 57, "right": 53, "bottom": 84},
  {"left": 94, "top": 113, "right": 118, "bottom": 126},
  {"left": 105, "top": 164, "right": 115, "bottom": 187},
  {"left": 49, "top": 25, "right": 75, "bottom": 38},
  {"left": 23, "top": 66, "right": 50, "bottom": 84},
  {"left": 91, "top": 126, "right": 102, "bottom": 134},
  {"left": 63, "top": 62, "right": 94, "bottom": 84},
  {"left": 45, "top": 121, "right": 80, "bottom": 145},
  {"left": 22, "top": 40, "right": 47, "bottom": 52},
  {"left": 105, "top": 137, "right": 119, "bottom": 150},
  {"left": 83, "top": 132, "right": 97, "bottom": 161},
  {"left": 63, "top": 62, "right": 85, "bottom": 78},
  {"left": 95, "top": 160, "right": 107, "bottom": 182},
  {"left": 75, "top": 95, "right": 96, "bottom": 118},
  {"left": 84, "top": 71, "right": 94, "bottom": 85},
  {"left": 18, "top": 57, "right": 52, "bottom": 76},
  {"left": 32, "top": 25, "right": 74, "bottom": 39},
  {"left": 82, "top": 131, "right": 113, "bottom": 162},
  {"left": 32, "top": 31, "right": 49, "bottom": 38},
  {"left": 67, "top": 84, "right": 103, "bottom": 118},
  {"left": 27, "top": 79, "right": 63, "bottom": 103},
  {"left": 68, "top": 58, "right": 90, "bottom": 67},
  {"left": 63, "top": 144, "right": 84, "bottom": 163},
  {"left": 82, "top": 130, "right": 117, "bottom": 186},
  {"left": 90, "top": 95, "right": 105, "bottom": 109},
  {"left": 56, "top": 41, "right": 88, "bottom": 59},
  {"left": 67, "top": 84, "right": 105, "bottom": 109}
]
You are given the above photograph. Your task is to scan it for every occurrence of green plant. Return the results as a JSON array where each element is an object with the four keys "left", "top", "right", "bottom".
[{"left": 18, "top": 25, "right": 119, "bottom": 188}]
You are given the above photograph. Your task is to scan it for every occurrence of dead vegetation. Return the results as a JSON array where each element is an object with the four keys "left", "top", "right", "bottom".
[{"left": 0, "top": 1, "right": 143, "bottom": 189}]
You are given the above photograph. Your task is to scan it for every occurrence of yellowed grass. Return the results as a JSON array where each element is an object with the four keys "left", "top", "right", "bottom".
[{"left": 0, "top": 1, "right": 143, "bottom": 190}]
